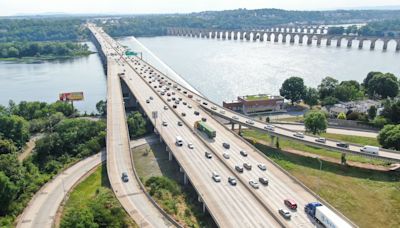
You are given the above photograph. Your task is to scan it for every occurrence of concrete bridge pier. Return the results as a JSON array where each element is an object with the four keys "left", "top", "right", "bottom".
[
  {"left": 270, "top": 135, "right": 275, "bottom": 147},
  {"left": 316, "top": 37, "right": 322, "bottom": 46},
  {"left": 274, "top": 35, "right": 279, "bottom": 43},
  {"left": 370, "top": 40, "right": 376, "bottom": 50},
  {"left": 267, "top": 34, "right": 271, "bottom": 42},
  {"left": 396, "top": 41, "right": 400, "bottom": 51},
  {"left": 326, "top": 39, "right": 331, "bottom": 46},
  {"left": 290, "top": 36, "right": 295, "bottom": 44},
  {"left": 383, "top": 40, "right": 388, "bottom": 51},
  {"left": 198, "top": 196, "right": 207, "bottom": 213},
  {"left": 307, "top": 38, "right": 312, "bottom": 45},
  {"left": 282, "top": 35, "right": 287, "bottom": 43},
  {"left": 183, "top": 172, "right": 188, "bottom": 185},
  {"left": 347, "top": 39, "right": 353, "bottom": 48},
  {"left": 231, "top": 123, "right": 235, "bottom": 130},
  {"left": 238, "top": 124, "right": 242, "bottom": 135},
  {"left": 358, "top": 40, "right": 364, "bottom": 49}
]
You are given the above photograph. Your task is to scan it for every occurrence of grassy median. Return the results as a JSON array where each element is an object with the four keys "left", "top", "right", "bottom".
[
  {"left": 60, "top": 164, "right": 137, "bottom": 227},
  {"left": 132, "top": 143, "right": 216, "bottom": 228},
  {"left": 246, "top": 136, "right": 400, "bottom": 228}
]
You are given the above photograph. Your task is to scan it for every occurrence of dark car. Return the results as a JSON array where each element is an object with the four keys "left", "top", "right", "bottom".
[
  {"left": 202, "top": 102, "right": 208, "bottom": 105},
  {"left": 240, "top": 150, "right": 248, "bottom": 157},
  {"left": 223, "top": 142, "right": 230, "bottom": 149},
  {"left": 173, "top": 105, "right": 177, "bottom": 109},
  {"left": 228, "top": 177, "right": 237, "bottom": 186},
  {"left": 201, "top": 117, "right": 207, "bottom": 122},
  {"left": 235, "top": 165, "right": 244, "bottom": 173},
  {"left": 284, "top": 199, "right": 297, "bottom": 210},
  {"left": 121, "top": 172, "right": 129, "bottom": 182},
  {"left": 336, "top": 142, "right": 349, "bottom": 148},
  {"left": 194, "top": 111, "right": 200, "bottom": 116},
  {"left": 259, "top": 177, "right": 269, "bottom": 185}
]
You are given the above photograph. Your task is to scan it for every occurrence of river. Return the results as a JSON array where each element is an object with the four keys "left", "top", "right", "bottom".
[{"left": 0, "top": 37, "right": 399, "bottom": 112}]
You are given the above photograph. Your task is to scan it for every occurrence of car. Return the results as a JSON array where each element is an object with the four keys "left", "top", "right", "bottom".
[
  {"left": 228, "top": 177, "right": 237, "bottom": 186},
  {"left": 181, "top": 112, "right": 186, "bottom": 117},
  {"left": 196, "top": 98, "right": 201, "bottom": 102},
  {"left": 284, "top": 199, "right": 297, "bottom": 210},
  {"left": 162, "top": 121, "right": 168, "bottom": 127},
  {"left": 240, "top": 150, "right": 248, "bottom": 157},
  {"left": 259, "top": 177, "right": 269, "bottom": 185},
  {"left": 245, "top": 120, "right": 254, "bottom": 125},
  {"left": 121, "top": 172, "right": 129, "bottom": 182},
  {"left": 202, "top": 102, "right": 208, "bottom": 105},
  {"left": 337, "top": 142, "right": 349, "bottom": 148},
  {"left": 149, "top": 96, "right": 153, "bottom": 100},
  {"left": 201, "top": 117, "right": 207, "bottom": 122},
  {"left": 188, "top": 94, "right": 193, "bottom": 98},
  {"left": 211, "top": 106, "right": 217, "bottom": 110},
  {"left": 172, "top": 97, "right": 176, "bottom": 101},
  {"left": 194, "top": 111, "right": 200, "bottom": 115},
  {"left": 188, "top": 105, "right": 192, "bottom": 109},
  {"left": 183, "top": 102, "right": 187, "bottom": 105},
  {"left": 172, "top": 92, "right": 175, "bottom": 95},
  {"left": 154, "top": 85, "right": 158, "bottom": 88},
  {"left": 235, "top": 165, "right": 244, "bottom": 173},
  {"left": 232, "top": 116, "right": 239, "bottom": 120},
  {"left": 183, "top": 91, "right": 187, "bottom": 94},
  {"left": 167, "top": 98, "right": 171, "bottom": 102},
  {"left": 160, "top": 92, "right": 165, "bottom": 96},
  {"left": 173, "top": 105, "right": 177, "bottom": 109},
  {"left": 178, "top": 97, "right": 182, "bottom": 101},
  {"left": 175, "top": 100, "right": 180, "bottom": 105},
  {"left": 212, "top": 172, "right": 221, "bottom": 182},
  {"left": 223, "top": 142, "right": 230, "bottom": 149},
  {"left": 264, "top": 125, "right": 275, "bottom": 131},
  {"left": 279, "top": 209, "right": 291, "bottom": 219},
  {"left": 177, "top": 88, "right": 181, "bottom": 91},
  {"left": 146, "top": 99, "right": 150, "bottom": 103},
  {"left": 249, "top": 180, "right": 259, "bottom": 189},
  {"left": 243, "top": 162, "right": 252, "bottom": 170},
  {"left": 177, "top": 121, "right": 183, "bottom": 126},
  {"left": 293, "top": 132, "right": 304, "bottom": 138},
  {"left": 258, "top": 164, "right": 267, "bottom": 171},
  {"left": 188, "top": 143, "right": 194, "bottom": 149},
  {"left": 167, "top": 93, "right": 171, "bottom": 96},
  {"left": 315, "top": 137, "right": 326, "bottom": 143},
  {"left": 220, "top": 110, "right": 225, "bottom": 114},
  {"left": 223, "top": 152, "right": 230, "bottom": 159},
  {"left": 205, "top": 151, "right": 212, "bottom": 159},
  {"left": 164, "top": 105, "right": 168, "bottom": 110}
]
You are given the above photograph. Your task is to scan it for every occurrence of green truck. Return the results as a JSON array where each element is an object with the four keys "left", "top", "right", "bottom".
[{"left": 195, "top": 121, "right": 216, "bottom": 139}]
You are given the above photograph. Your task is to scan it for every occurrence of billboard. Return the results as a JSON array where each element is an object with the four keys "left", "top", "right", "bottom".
[{"left": 59, "top": 92, "right": 84, "bottom": 101}]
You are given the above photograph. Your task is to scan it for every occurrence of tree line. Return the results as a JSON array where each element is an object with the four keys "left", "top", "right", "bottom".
[
  {"left": 0, "top": 41, "right": 92, "bottom": 59},
  {"left": 0, "top": 101, "right": 106, "bottom": 226},
  {"left": 328, "top": 19, "right": 400, "bottom": 37}
]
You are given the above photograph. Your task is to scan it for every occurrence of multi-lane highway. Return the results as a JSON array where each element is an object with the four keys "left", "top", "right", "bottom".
[{"left": 89, "top": 24, "right": 356, "bottom": 227}]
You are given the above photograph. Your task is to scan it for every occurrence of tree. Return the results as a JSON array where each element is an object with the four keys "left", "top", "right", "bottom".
[
  {"left": 378, "top": 124, "right": 400, "bottom": 150},
  {"left": 363, "top": 72, "right": 380, "bottom": 90},
  {"left": 303, "top": 87, "right": 319, "bottom": 108},
  {"left": 334, "top": 84, "right": 360, "bottom": 102},
  {"left": 304, "top": 111, "right": 327, "bottom": 135},
  {"left": 0, "top": 115, "right": 30, "bottom": 147},
  {"left": 318, "top": 77, "right": 338, "bottom": 99},
  {"left": 0, "top": 139, "right": 17, "bottom": 154},
  {"left": 367, "top": 73, "right": 399, "bottom": 99},
  {"left": 321, "top": 96, "right": 338, "bottom": 106},
  {"left": 96, "top": 100, "right": 107, "bottom": 116},
  {"left": 127, "top": 111, "right": 148, "bottom": 138},
  {"left": 0, "top": 171, "right": 18, "bottom": 215},
  {"left": 279, "top": 77, "right": 306, "bottom": 105},
  {"left": 368, "top": 105, "right": 377, "bottom": 120},
  {"left": 61, "top": 208, "right": 98, "bottom": 228},
  {"left": 381, "top": 99, "right": 400, "bottom": 124},
  {"left": 337, "top": 112, "right": 346, "bottom": 120}
]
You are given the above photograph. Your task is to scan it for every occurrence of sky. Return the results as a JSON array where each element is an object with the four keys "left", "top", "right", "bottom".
[{"left": 1, "top": 0, "right": 400, "bottom": 16}]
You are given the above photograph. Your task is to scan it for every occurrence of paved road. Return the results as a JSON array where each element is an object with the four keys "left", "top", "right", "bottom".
[
  {"left": 16, "top": 152, "right": 105, "bottom": 228},
  {"left": 102, "top": 43, "right": 174, "bottom": 227},
  {"left": 90, "top": 24, "right": 356, "bottom": 227},
  {"left": 273, "top": 123, "right": 378, "bottom": 138}
]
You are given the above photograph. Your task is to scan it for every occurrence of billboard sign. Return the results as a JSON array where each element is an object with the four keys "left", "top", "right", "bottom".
[{"left": 59, "top": 92, "right": 84, "bottom": 101}]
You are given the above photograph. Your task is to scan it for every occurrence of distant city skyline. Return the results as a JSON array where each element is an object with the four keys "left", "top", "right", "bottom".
[{"left": 1, "top": 0, "right": 400, "bottom": 16}]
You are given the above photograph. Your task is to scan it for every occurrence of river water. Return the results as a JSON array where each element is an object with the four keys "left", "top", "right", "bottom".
[{"left": 0, "top": 37, "right": 399, "bottom": 112}]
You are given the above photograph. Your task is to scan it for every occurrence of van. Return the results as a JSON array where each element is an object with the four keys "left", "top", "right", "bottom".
[
  {"left": 360, "top": 145, "right": 379, "bottom": 155},
  {"left": 176, "top": 136, "right": 183, "bottom": 146}
]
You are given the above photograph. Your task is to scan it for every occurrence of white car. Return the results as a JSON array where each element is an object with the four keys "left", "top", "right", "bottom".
[
  {"left": 212, "top": 172, "right": 221, "bottom": 182},
  {"left": 223, "top": 153, "right": 230, "bottom": 159},
  {"left": 245, "top": 120, "right": 254, "bottom": 125},
  {"left": 211, "top": 106, "right": 217, "bottom": 110},
  {"left": 220, "top": 110, "right": 225, "bottom": 114},
  {"left": 293, "top": 132, "right": 304, "bottom": 138},
  {"left": 232, "top": 116, "right": 239, "bottom": 120},
  {"left": 188, "top": 105, "right": 192, "bottom": 109},
  {"left": 315, "top": 137, "right": 326, "bottom": 143},
  {"left": 188, "top": 143, "right": 194, "bottom": 149},
  {"left": 258, "top": 164, "right": 267, "bottom": 171},
  {"left": 249, "top": 180, "right": 259, "bottom": 189},
  {"left": 264, "top": 125, "right": 275, "bottom": 131},
  {"left": 163, "top": 105, "right": 168, "bottom": 110}
]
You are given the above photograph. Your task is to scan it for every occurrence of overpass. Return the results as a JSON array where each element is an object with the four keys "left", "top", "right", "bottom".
[
  {"left": 89, "top": 24, "right": 357, "bottom": 227},
  {"left": 166, "top": 27, "right": 400, "bottom": 51}
]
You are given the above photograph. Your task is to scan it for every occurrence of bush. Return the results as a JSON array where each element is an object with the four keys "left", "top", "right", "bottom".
[
  {"left": 372, "top": 116, "right": 388, "bottom": 128},
  {"left": 378, "top": 124, "right": 400, "bottom": 150},
  {"left": 145, "top": 176, "right": 180, "bottom": 196}
]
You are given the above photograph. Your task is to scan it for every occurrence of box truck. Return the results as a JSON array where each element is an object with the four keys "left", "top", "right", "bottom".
[
  {"left": 194, "top": 121, "right": 216, "bottom": 139},
  {"left": 305, "top": 202, "right": 352, "bottom": 228}
]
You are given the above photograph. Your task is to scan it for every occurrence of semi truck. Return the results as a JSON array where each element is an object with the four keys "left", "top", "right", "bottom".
[
  {"left": 194, "top": 121, "right": 216, "bottom": 139},
  {"left": 304, "top": 202, "right": 352, "bottom": 228}
]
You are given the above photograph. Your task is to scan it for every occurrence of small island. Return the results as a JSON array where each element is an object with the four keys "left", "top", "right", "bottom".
[{"left": 0, "top": 41, "right": 95, "bottom": 62}]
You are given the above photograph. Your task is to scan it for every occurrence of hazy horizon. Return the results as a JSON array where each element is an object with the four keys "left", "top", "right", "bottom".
[{"left": 1, "top": 0, "right": 400, "bottom": 17}]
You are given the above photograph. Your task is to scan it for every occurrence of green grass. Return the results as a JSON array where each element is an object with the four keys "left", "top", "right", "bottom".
[
  {"left": 320, "top": 132, "right": 380, "bottom": 147},
  {"left": 62, "top": 163, "right": 137, "bottom": 227},
  {"left": 132, "top": 143, "right": 215, "bottom": 227},
  {"left": 243, "top": 94, "right": 270, "bottom": 101},
  {"left": 242, "top": 129, "right": 391, "bottom": 166},
  {"left": 251, "top": 142, "right": 400, "bottom": 228}
]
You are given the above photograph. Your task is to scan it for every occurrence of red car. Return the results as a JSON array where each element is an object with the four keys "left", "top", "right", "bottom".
[{"left": 284, "top": 199, "right": 297, "bottom": 210}]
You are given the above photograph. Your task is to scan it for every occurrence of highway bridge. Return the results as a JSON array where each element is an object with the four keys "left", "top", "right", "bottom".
[{"left": 88, "top": 24, "right": 358, "bottom": 227}]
